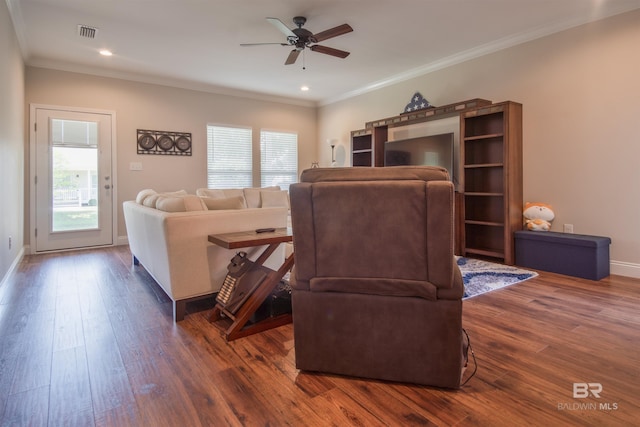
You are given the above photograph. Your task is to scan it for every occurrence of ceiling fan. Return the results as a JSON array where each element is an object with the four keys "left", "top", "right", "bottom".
[{"left": 241, "top": 16, "right": 353, "bottom": 66}]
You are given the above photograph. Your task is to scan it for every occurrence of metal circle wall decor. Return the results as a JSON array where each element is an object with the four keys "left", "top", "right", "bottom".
[
  {"left": 157, "top": 135, "right": 174, "bottom": 151},
  {"left": 176, "top": 136, "right": 191, "bottom": 152},
  {"left": 138, "top": 133, "right": 156, "bottom": 150},
  {"left": 136, "top": 129, "right": 192, "bottom": 156}
]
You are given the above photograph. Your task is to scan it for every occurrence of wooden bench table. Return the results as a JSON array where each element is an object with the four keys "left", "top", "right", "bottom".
[{"left": 207, "top": 227, "right": 294, "bottom": 341}]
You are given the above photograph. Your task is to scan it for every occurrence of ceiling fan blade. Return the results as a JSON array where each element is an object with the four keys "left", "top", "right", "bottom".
[
  {"left": 285, "top": 49, "right": 301, "bottom": 65},
  {"left": 240, "top": 43, "right": 289, "bottom": 47},
  {"left": 311, "top": 24, "right": 353, "bottom": 42},
  {"left": 266, "top": 17, "right": 296, "bottom": 38},
  {"left": 310, "top": 45, "right": 350, "bottom": 59}
]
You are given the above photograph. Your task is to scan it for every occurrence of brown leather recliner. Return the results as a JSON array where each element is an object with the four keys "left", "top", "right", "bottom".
[{"left": 289, "top": 166, "right": 466, "bottom": 388}]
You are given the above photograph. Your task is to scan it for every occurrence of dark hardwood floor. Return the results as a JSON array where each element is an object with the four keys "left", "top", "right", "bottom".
[{"left": 0, "top": 246, "right": 638, "bottom": 426}]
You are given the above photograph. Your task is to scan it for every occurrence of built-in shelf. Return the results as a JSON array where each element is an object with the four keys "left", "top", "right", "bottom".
[
  {"left": 349, "top": 99, "right": 522, "bottom": 264},
  {"left": 351, "top": 131, "right": 374, "bottom": 167},
  {"left": 461, "top": 101, "right": 522, "bottom": 264},
  {"left": 464, "top": 163, "right": 504, "bottom": 169},
  {"left": 364, "top": 98, "right": 492, "bottom": 129},
  {"left": 464, "top": 133, "right": 504, "bottom": 141}
]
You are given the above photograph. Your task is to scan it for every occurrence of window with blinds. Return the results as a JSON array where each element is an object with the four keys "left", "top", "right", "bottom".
[
  {"left": 260, "top": 130, "right": 298, "bottom": 190},
  {"left": 206, "top": 125, "right": 252, "bottom": 188}
]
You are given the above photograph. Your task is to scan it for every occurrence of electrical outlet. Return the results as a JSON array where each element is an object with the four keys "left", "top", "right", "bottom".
[
  {"left": 129, "top": 162, "right": 143, "bottom": 171},
  {"left": 563, "top": 224, "right": 574, "bottom": 233}
]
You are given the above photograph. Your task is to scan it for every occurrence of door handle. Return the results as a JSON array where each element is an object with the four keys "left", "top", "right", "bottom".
[{"left": 104, "top": 185, "right": 111, "bottom": 189}]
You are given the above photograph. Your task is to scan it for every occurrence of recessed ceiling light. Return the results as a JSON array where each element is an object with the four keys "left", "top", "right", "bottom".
[
  {"left": 99, "top": 49, "right": 113, "bottom": 56},
  {"left": 300, "top": 86, "right": 309, "bottom": 92}
]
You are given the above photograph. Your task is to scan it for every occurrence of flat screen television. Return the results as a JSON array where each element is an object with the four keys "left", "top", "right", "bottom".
[{"left": 384, "top": 133, "right": 455, "bottom": 181}]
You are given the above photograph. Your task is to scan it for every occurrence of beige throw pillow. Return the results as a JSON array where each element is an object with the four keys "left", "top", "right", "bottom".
[
  {"left": 156, "top": 195, "right": 206, "bottom": 212},
  {"left": 243, "top": 188, "right": 262, "bottom": 208},
  {"left": 183, "top": 195, "right": 206, "bottom": 211},
  {"left": 261, "top": 190, "right": 290, "bottom": 208},
  {"left": 160, "top": 189, "right": 188, "bottom": 197},
  {"left": 222, "top": 189, "right": 245, "bottom": 199},
  {"left": 155, "top": 196, "right": 187, "bottom": 212},
  {"left": 143, "top": 193, "right": 161, "bottom": 207},
  {"left": 201, "top": 196, "right": 246, "bottom": 210},
  {"left": 136, "top": 189, "right": 157, "bottom": 204},
  {"left": 196, "top": 188, "right": 226, "bottom": 199},
  {"left": 244, "top": 186, "right": 281, "bottom": 208}
]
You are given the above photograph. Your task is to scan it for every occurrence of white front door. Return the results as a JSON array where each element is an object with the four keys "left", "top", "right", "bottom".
[{"left": 32, "top": 107, "right": 115, "bottom": 252}]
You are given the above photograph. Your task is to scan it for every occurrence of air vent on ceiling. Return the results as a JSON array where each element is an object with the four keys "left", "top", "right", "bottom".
[{"left": 77, "top": 25, "right": 99, "bottom": 39}]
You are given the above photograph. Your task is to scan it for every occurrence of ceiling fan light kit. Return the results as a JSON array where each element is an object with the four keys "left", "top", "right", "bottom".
[{"left": 241, "top": 16, "right": 353, "bottom": 66}]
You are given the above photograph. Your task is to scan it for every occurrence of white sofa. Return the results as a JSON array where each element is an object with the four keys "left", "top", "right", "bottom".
[{"left": 123, "top": 187, "right": 289, "bottom": 321}]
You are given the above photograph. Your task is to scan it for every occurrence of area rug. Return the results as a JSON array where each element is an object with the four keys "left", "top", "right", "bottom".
[{"left": 457, "top": 256, "right": 538, "bottom": 299}]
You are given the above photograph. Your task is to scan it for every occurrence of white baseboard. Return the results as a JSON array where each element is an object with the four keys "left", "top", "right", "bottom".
[
  {"left": 24, "top": 237, "right": 128, "bottom": 256},
  {"left": 610, "top": 260, "right": 640, "bottom": 279},
  {"left": 0, "top": 247, "right": 25, "bottom": 288}
]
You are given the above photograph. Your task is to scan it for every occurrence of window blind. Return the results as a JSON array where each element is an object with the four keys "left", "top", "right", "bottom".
[
  {"left": 52, "top": 119, "right": 98, "bottom": 147},
  {"left": 206, "top": 125, "right": 252, "bottom": 188},
  {"left": 260, "top": 130, "right": 298, "bottom": 190}
]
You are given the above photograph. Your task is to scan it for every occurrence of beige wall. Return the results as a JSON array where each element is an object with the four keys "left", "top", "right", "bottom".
[
  {"left": 6, "top": 5, "right": 639, "bottom": 280},
  {"left": 318, "top": 10, "right": 640, "bottom": 277},
  {"left": 0, "top": 0, "right": 25, "bottom": 283},
  {"left": 25, "top": 68, "right": 317, "bottom": 244}
]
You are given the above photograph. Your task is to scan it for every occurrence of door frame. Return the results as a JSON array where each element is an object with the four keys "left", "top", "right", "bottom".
[{"left": 29, "top": 104, "right": 118, "bottom": 254}]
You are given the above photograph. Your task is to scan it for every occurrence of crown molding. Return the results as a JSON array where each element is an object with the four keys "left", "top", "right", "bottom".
[{"left": 26, "top": 58, "right": 318, "bottom": 108}]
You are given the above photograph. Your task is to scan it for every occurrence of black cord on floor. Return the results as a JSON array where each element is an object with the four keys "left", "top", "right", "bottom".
[{"left": 461, "top": 328, "right": 477, "bottom": 387}]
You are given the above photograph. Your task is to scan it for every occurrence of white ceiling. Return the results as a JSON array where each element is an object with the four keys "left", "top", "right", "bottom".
[{"left": 8, "top": 0, "right": 640, "bottom": 106}]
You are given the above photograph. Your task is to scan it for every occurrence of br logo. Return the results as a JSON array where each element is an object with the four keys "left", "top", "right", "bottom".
[{"left": 573, "top": 383, "right": 602, "bottom": 398}]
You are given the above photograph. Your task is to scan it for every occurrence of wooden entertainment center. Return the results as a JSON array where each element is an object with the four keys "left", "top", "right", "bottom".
[{"left": 350, "top": 99, "right": 523, "bottom": 265}]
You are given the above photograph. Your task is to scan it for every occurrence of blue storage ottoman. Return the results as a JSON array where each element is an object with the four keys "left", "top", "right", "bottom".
[{"left": 514, "top": 230, "right": 611, "bottom": 280}]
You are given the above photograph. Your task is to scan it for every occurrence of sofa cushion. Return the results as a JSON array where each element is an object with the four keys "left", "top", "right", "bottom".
[
  {"left": 141, "top": 189, "right": 188, "bottom": 207},
  {"left": 196, "top": 187, "right": 283, "bottom": 208},
  {"left": 136, "top": 189, "right": 157, "bottom": 204},
  {"left": 143, "top": 193, "right": 162, "bottom": 207},
  {"left": 243, "top": 188, "right": 262, "bottom": 208},
  {"left": 261, "top": 190, "right": 290, "bottom": 209},
  {"left": 163, "top": 189, "right": 188, "bottom": 197},
  {"left": 155, "top": 196, "right": 186, "bottom": 212},
  {"left": 155, "top": 195, "right": 206, "bottom": 212},
  {"left": 244, "top": 186, "right": 280, "bottom": 208},
  {"left": 183, "top": 195, "right": 206, "bottom": 211},
  {"left": 201, "top": 196, "right": 246, "bottom": 210},
  {"left": 222, "top": 188, "right": 245, "bottom": 199},
  {"left": 196, "top": 188, "right": 226, "bottom": 199}
]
